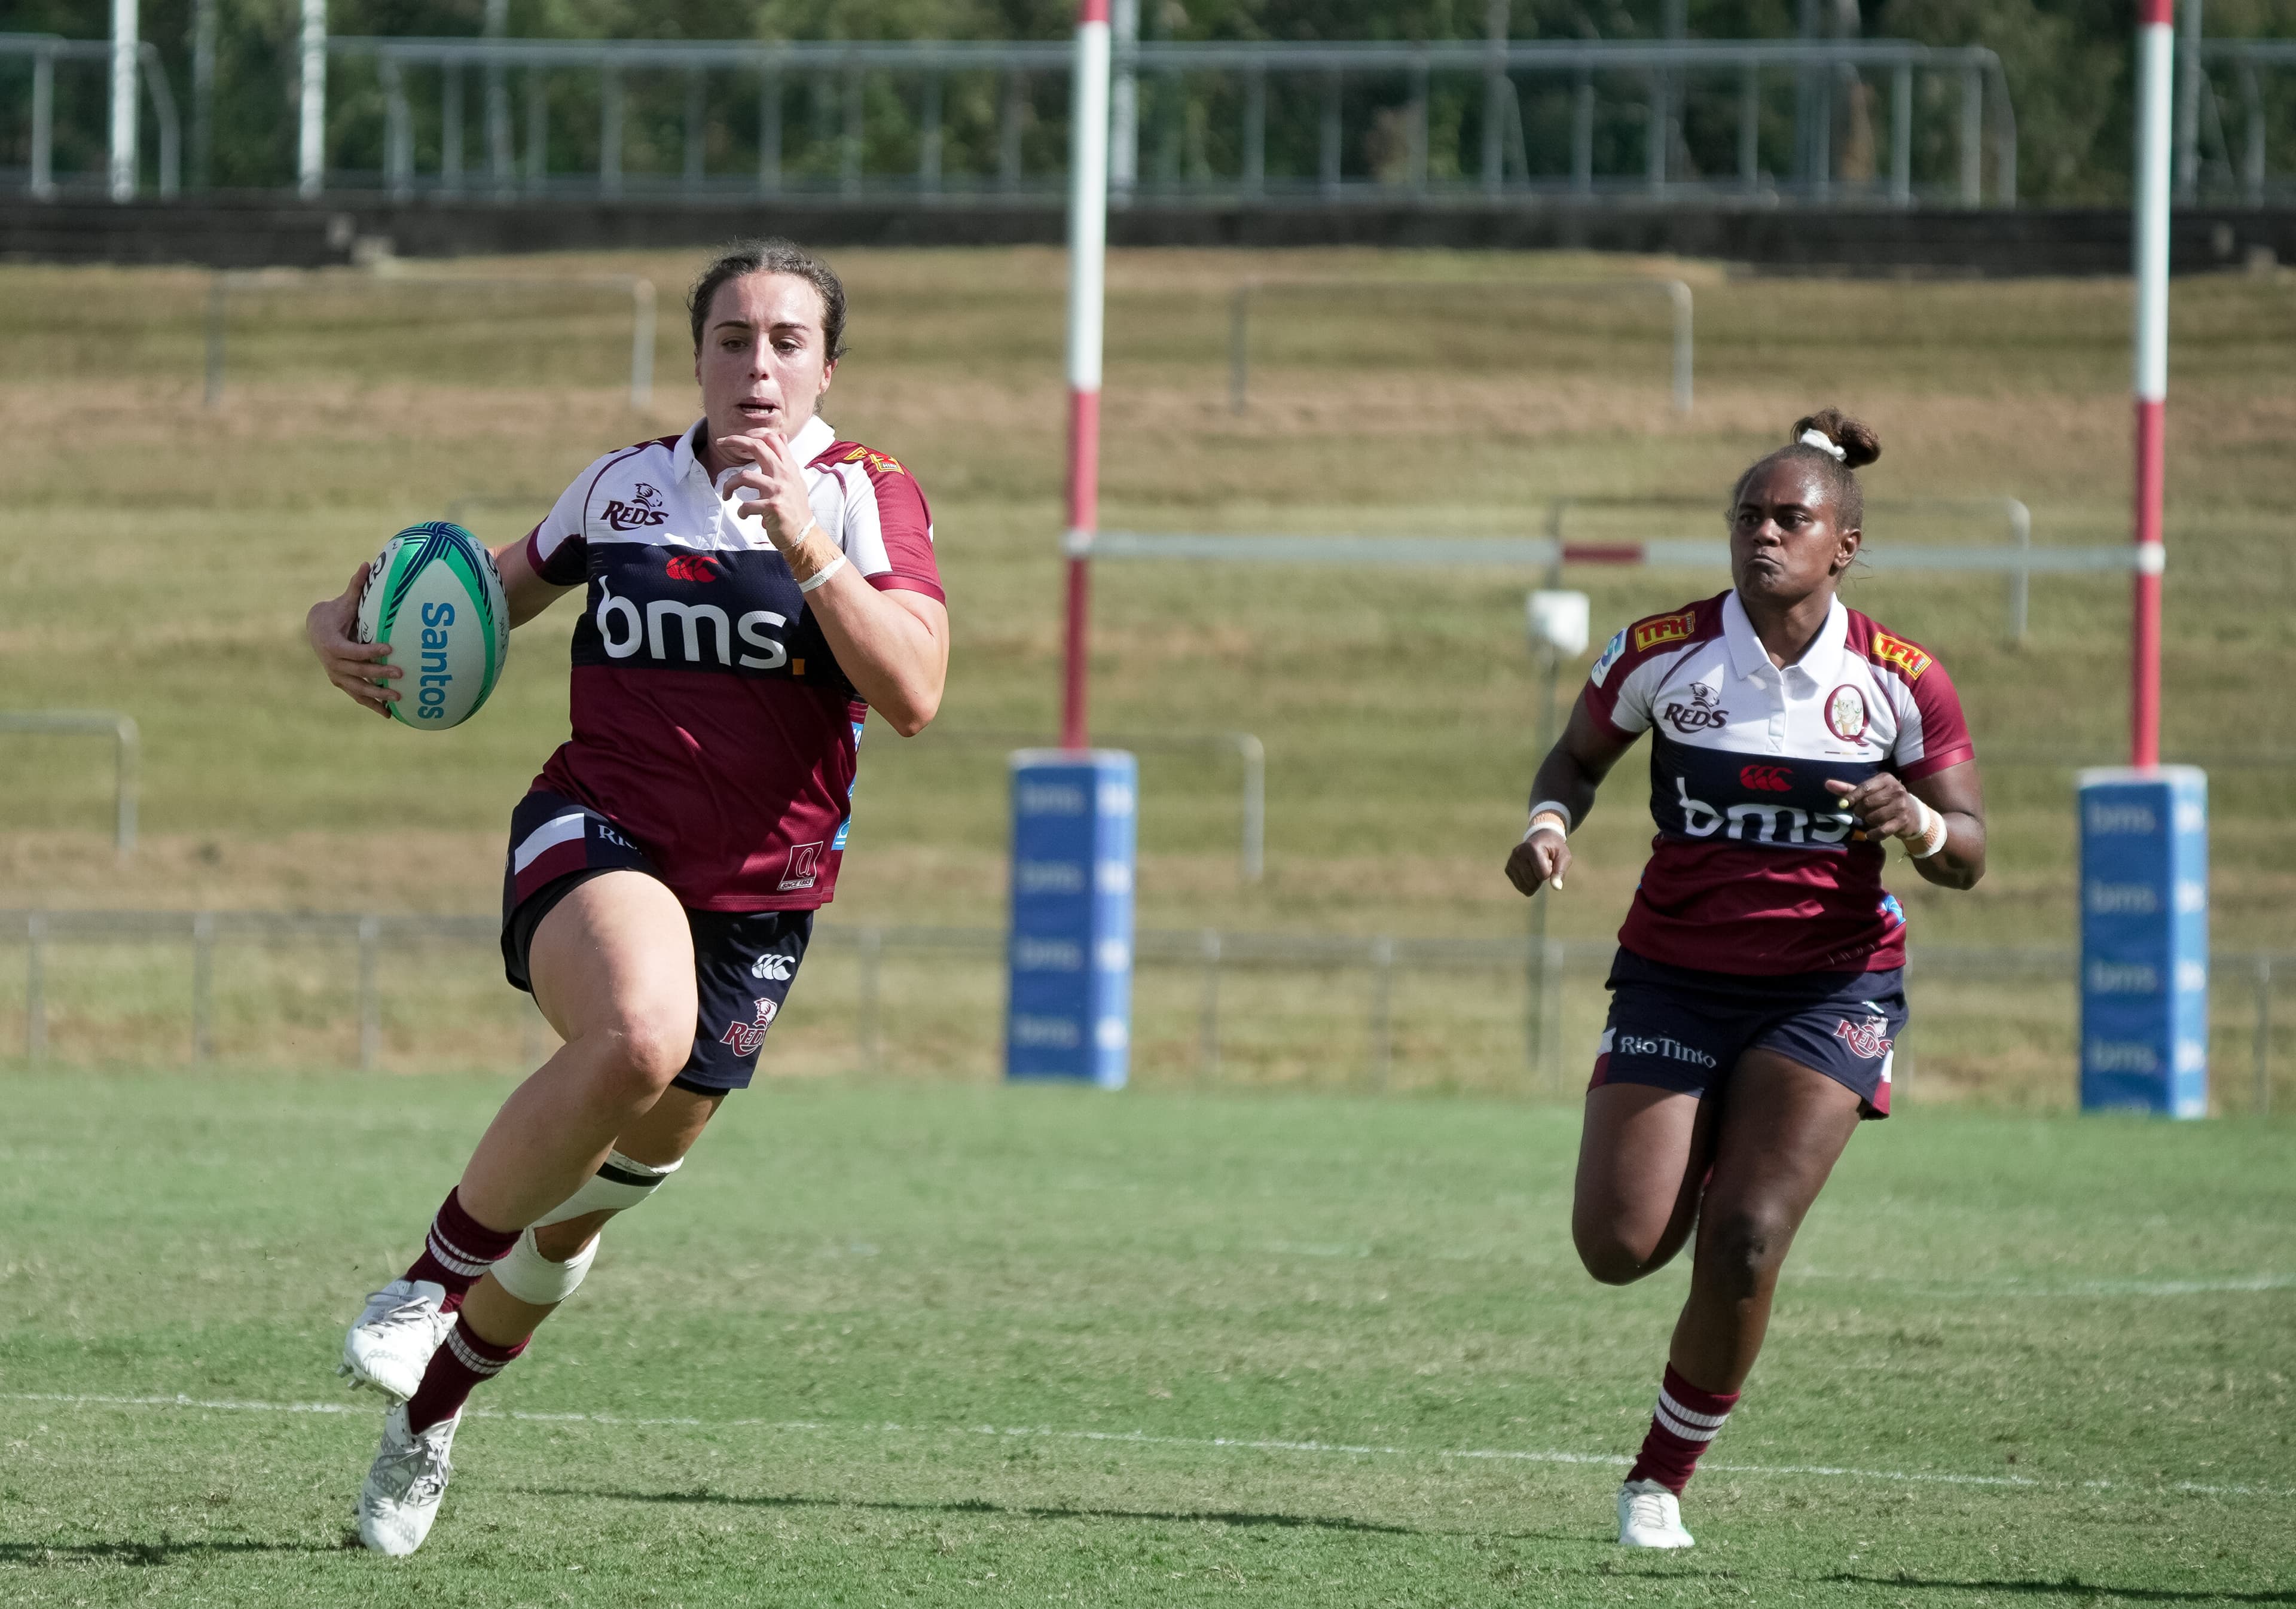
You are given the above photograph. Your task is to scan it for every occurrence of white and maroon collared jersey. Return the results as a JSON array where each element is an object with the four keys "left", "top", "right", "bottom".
[
  {"left": 520, "top": 414, "right": 944, "bottom": 911},
  {"left": 1581, "top": 589, "right": 1974, "bottom": 975}
]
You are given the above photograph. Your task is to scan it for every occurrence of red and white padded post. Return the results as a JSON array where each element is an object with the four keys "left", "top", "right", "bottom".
[
  {"left": 1060, "top": 0, "right": 1112, "bottom": 751},
  {"left": 2131, "top": 0, "right": 2173, "bottom": 768}
]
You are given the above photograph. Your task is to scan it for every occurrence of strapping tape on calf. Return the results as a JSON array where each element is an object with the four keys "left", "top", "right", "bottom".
[
  {"left": 493, "top": 1150, "right": 682, "bottom": 1306},
  {"left": 533, "top": 1149, "right": 681, "bottom": 1226}
]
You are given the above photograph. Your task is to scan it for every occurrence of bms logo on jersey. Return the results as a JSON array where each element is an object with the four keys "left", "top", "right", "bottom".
[
  {"left": 1671, "top": 777, "right": 1858, "bottom": 847},
  {"left": 591, "top": 579, "right": 792, "bottom": 671}
]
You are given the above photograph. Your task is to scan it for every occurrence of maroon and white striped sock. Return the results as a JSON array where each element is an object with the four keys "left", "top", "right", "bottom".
[
  {"left": 404, "top": 1312, "right": 528, "bottom": 1433},
  {"left": 1625, "top": 1363, "right": 1740, "bottom": 1494},
  {"left": 401, "top": 1187, "right": 519, "bottom": 1307}
]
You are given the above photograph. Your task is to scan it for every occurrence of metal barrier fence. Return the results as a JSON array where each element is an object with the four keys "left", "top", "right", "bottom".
[
  {"left": 0, "top": 711, "right": 138, "bottom": 858},
  {"left": 199, "top": 267, "right": 657, "bottom": 410},
  {"left": 2179, "top": 38, "right": 2296, "bottom": 207},
  {"left": 2, "top": 909, "right": 2284, "bottom": 1113},
  {"left": 0, "top": 32, "right": 179, "bottom": 199},
  {"left": 258, "top": 35, "right": 2013, "bottom": 207},
  {"left": 1082, "top": 494, "right": 2079, "bottom": 646}
]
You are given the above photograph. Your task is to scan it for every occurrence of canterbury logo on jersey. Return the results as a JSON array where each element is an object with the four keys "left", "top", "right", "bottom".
[
  {"left": 593, "top": 579, "right": 790, "bottom": 670},
  {"left": 1739, "top": 764, "right": 1793, "bottom": 792},
  {"left": 1634, "top": 609, "right": 1696, "bottom": 652},
  {"left": 1870, "top": 631, "right": 1932, "bottom": 680},
  {"left": 664, "top": 554, "right": 722, "bottom": 582}
]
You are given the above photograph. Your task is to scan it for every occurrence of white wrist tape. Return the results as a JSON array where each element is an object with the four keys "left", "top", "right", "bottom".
[
  {"left": 1902, "top": 797, "right": 1950, "bottom": 859},
  {"left": 796, "top": 548, "right": 847, "bottom": 594},
  {"left": 1525, "top": 800, "right": 1573, "bottom": 841}
]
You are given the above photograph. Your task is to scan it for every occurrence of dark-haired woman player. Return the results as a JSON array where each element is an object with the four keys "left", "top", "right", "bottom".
[
  {"left": 304, "top": 240, "right": 947, "bottom": 1555},
  {"left": 1504, "top": 410, "right": 1984, "bottom": 1549}
]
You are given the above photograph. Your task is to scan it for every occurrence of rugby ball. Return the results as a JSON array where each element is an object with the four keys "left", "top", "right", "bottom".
[{"left": 355, "top": 522, "right": 510, "bottom": 730}]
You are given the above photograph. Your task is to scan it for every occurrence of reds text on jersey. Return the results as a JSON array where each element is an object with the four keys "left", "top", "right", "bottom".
[
  {"left": 1581, "top": 590, "right": 1973, "bottom": 974},
  {"left": 522, "top": 416, "right": 944, "bottom": 911}
]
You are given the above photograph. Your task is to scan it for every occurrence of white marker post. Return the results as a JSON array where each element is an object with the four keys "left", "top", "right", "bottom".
[
  {"left": 2132, "top": 0, "right": 2172, "bottom": 766},
  {"left": 108, "top": 0, "right": 138, "bottom": 201},
  {"left": 297, "top": 0, "right": 328, "bottom": 200},
  {"left": 1059, "top": 0, "right": 1111, "bottom": 750}
]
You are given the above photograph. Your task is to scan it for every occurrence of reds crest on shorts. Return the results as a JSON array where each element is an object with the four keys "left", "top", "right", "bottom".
[
  {"left": 1833, "top": 1016, "right": 1893, "bottom": 1060},
  {"left": 719, "top": 997, "right": 779, "bottom": 1057}
]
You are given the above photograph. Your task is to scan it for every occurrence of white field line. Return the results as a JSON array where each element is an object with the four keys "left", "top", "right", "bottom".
[
  {"left": 8, "top": 1391, "right": 2291, "bottom": 1502},
  {"left": 1265, "top": 1247, "right": 2296, "bottom": 1300}
]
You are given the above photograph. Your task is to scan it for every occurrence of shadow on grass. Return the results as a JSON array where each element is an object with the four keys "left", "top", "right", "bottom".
[
  {"left": 1827, "top": 1575, "right": 2296, "bottom": 1604},
  {"left": 521, "top": 1484, "right": 1492, "bottom": 1539},
  {"left": 0, "top": 1538, "right": 328, "bottom": 1567}
]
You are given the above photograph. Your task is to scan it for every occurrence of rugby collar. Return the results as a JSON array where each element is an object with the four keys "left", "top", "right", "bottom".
[{"left": 1723, "top": 588, "right": 1848, "bottom": 688}]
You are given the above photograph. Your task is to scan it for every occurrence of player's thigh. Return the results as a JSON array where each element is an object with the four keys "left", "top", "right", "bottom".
[
  {"left": 526, "top": 869, "right": 698, "bottom": 1054},
  {"left": 1573, "top": 1083, "right": 1716, "bottom": 1281},
  {"left": 1694, "top": 1048, "right": 1865, "bottom": 1281}
]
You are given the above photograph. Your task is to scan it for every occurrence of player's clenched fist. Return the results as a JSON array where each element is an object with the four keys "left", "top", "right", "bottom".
[
  {"left": 1505, "top": 826, "right": 1570, "bottom": 895},
  {"left": 1824, "top": 773, "right": 1921, "bottom": 841}
]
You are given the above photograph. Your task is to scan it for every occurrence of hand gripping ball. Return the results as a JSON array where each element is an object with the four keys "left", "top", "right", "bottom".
[{"left": 355, "top": 522, "right": 511, "bottom": 730}]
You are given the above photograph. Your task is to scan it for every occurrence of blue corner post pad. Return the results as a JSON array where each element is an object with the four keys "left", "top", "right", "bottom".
[
  {"left": 1005, "top": 749, "right": 1137, "bottom": 1089},
  {"left": 2077, "top": 766, "right": 2208, "bottom": 1118}
]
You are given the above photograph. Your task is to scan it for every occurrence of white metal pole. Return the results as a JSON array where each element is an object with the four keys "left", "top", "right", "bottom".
[
  {"left": 1060, "top": 0, "right": 1111, "bottom": 750},
  {"left": 109, "top": 0, "right": 139, "bottom": 201},
  {"left": 297, "top": 0, "right": 327, "bottom": 199},
  {"left": 2133, "top": 0, "right": 2172, "bottom": 766},
  {"left": 1109, "top": 0, "right": 1138, "bottom": 202}
]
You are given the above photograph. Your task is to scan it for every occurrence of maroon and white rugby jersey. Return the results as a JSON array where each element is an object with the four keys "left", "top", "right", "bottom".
[
  {"left": 519, "top": 415, "right": 944, "bottom": 911},
  {"left": 1581, "top": 589, "right": 1973, "bottom": 975}
]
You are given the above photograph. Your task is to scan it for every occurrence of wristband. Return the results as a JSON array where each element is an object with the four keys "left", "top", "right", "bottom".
[
  {"left": 1902, "top": 797, "right": 1950, "bottom": 859},
  {"left": 796, "top": 548, "right": 847, "bottom": 594},
  {"left": 1524, "top": 800, "right": 1573, "bottom": 842}
]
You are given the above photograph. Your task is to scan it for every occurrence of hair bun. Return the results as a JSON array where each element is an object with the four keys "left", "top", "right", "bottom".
[{"left": 1791, "top": 408, "right": 1881, "bottom": 470}]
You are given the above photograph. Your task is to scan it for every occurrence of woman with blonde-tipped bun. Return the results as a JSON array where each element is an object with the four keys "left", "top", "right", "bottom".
[{"left": 1504, "top": 410, "right": 1986, "bottom": 1550}]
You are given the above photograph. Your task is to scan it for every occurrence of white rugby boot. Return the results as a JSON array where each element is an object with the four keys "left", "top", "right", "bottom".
[
  {"left": 357, "top": 1403, "right": 461, "bottom": 1556},
  {"left": 1617, "top": 1478, "right": 1696, "bottom": 1549},
  {"left": 340, "top": 1278, "right": 451, "bottom": 1402}
]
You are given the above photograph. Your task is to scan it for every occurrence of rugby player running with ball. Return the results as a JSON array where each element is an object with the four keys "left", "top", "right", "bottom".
[
  {"left": 305, "top": 241, "right": 948, "bottom": 1555},
  {"left": 1504, "top": 411, "right": 1984, "bottom": 1550}
]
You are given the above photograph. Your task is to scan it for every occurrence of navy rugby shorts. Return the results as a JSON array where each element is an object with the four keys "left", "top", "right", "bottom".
[
  {"left": 499, "top": 789, "right": 812, "bottom": 1094},
  {"left": 1590, "top": 947, "right": 1906, "bottom": 1118}
]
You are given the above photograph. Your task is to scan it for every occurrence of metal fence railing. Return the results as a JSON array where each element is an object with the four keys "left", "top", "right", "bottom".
[
  {"left": 2, "top": 909, "right": 2285, "bottom": 1114},
  {"left": 0, "top": 31, "right": 2010, "bottom": 207},
  {"left": 0, "top": 712, "right": 138, "bottom": 858},
  {"left": 2180, "top": 38, "right": 2296, "bottom": 207}
]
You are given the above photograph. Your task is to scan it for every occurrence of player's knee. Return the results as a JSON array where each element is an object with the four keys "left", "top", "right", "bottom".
[
  {"left": 590, "top": 1011, "right": 691, "bottom": 1100},
  {"left": 1574, "top": 1219, "right": 1666, "bottom": 1286},
  {"left": 1700, "top": 1205, "right": 1794, "bottom": 1296}
]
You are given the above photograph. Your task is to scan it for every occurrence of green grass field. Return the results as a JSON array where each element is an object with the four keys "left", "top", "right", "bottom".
[
  {"left": 1, "top": 1070, "right": 2290, "bottom": 1605},
  {"left": 1, "top": 247, "right": 2292, "bottom": 1104}
]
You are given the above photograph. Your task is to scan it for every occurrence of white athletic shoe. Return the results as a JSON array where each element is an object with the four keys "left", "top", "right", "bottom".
[
  {"left": 340, "top": 1278, "right": 451, "bottom": 1403},
  {"left": 1617, "top": 1478, "right": 1696, "bottom": 1549},
  {"left": 356, "top": 1403, "right": 461, "bottom": 1556}
]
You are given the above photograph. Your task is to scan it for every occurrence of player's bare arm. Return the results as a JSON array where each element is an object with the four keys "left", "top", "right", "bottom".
[
  {"left": 1827, "top": 761, "right": 1985, "bottom": 890},
  {"left": 1506, "top": 697, "right": 1638, "bottom": 896},
  {"left": 714, "top": 428, "right": 948, "bottom": 735}
]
